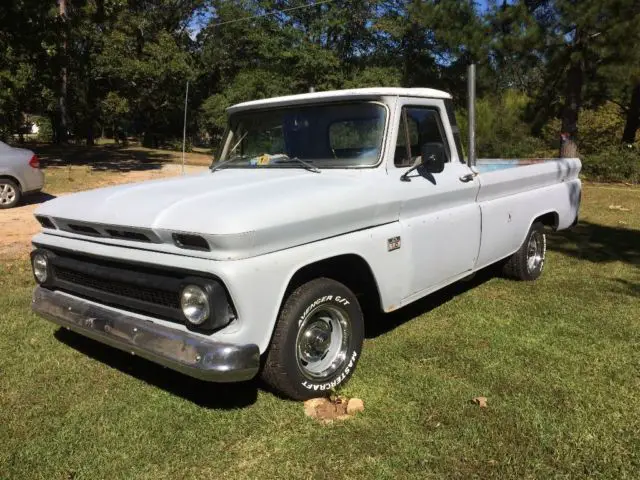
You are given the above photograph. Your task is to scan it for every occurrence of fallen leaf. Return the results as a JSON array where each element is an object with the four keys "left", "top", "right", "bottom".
[
  {"left": 472, "top": 396, "right": 488, "bottom": 408},
  {"left": 608, "top": 204, "right": 630, "bottom": 212}
]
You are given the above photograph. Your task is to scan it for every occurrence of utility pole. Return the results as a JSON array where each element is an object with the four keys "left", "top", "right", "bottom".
[
  {"left": 58, "top": 0, "right": 68, "bottom": 144},
  {"left": 182, "top": 81, "right": 189, "bottom": 175}
]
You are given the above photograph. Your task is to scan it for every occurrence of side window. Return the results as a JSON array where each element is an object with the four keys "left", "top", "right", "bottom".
[{"left": 394, "top": 106, "right": 449, "bottom": 167}]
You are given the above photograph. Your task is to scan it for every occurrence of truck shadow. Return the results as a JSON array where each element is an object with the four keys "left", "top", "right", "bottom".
[
  {"left": 547, "top": 220, "right": 640, "bottom": 265},
  {"left": 365, "top": 265, "right": 500, "bottom": 338},
  {"left": 53, "top": 328, "right": 259, "bottom": 409}
]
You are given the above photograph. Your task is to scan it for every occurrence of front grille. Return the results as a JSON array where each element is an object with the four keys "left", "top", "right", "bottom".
[
  {"left": 37, "top": 247, "right": 235, "bottom": 331},
  {"left": 54, "top": 265, "right": 180, "bottom": 309}
]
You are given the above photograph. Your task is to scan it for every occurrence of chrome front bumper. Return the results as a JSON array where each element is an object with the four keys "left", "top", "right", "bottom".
[{"left": 32, "top": 287, "right": 260, "bottom": 382}]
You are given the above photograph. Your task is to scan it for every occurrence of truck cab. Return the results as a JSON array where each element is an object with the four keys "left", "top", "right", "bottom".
[{"left": 30, "top": 88, "right": 581, "bottom": 399}]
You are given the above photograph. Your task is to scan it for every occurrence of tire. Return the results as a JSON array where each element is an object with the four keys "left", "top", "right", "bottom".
[
  {"left": 261, "top": 278, "right": 364, "bottom": 400},
  {"left": 0, "top": 179, "right": 21, "bottom": 209},
  {"left": 502, "top": 222, "right": 546, "bottom": 281}
]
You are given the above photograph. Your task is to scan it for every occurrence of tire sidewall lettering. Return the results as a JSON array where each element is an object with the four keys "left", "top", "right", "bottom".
[{"left": 301, "top": 350, "right": 359, "bottom": 390}]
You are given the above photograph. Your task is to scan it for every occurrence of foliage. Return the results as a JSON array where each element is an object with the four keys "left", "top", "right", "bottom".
[
  {"left": 457, "top": 90, "right": 546, "bottom": 158},
  {"left": 1, "top": 0, "right": 639, "bottom": 181},
  {"left": 33, "top": 115, "right": 53, "bottom": 142},
  {"left": 581, "top": 145, "right": 640, "bottom": 183},
  {"left": 542, "top": 102, "right": 627, "bottom": 155}
]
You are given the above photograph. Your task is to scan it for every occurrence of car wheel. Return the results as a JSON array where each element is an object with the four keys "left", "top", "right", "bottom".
[
  {"left": 503, "top": 222, "right": 546, "bottom": 281},
  {"left": 261, "top": 278, "right": 364, "bottom": 400},
  {"left": 0, "top": 179, "right": 21, "bottom": 209}
]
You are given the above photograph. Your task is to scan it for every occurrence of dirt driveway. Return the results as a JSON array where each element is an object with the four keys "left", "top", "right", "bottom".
[{"left": 0, "top": 164, "right": 205, "bottom": 261}]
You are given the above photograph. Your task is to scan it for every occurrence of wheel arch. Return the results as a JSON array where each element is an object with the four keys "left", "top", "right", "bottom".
[
  {"left": 533, "top": 210, "right": 559, "bottom": 231},
  {"left": 281, "top": 253, "right": 384, "bottom": 323},
  {"left": 0, "top": 174, "right": 23, "bottom": 191}
]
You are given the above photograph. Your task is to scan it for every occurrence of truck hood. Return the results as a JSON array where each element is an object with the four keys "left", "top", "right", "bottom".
[{"left": 35, "top": 168, "right": 398, "bottom": 259}]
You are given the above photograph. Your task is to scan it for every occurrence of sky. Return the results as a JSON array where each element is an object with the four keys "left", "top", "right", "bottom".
[{"left": 187, "top": 0, "right": 507, "bottom": 40}]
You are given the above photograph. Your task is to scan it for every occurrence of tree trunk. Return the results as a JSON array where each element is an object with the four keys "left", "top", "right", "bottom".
[
  {"left": 57, "top": 0, "right": 68, "bottom": 144},
  {"left": 622, "top": 82, "right": 640, "bottom": 145},
  {"left": 560, "top": 61, "right": 583, "bottom": 158},
  {"left": 86, "top": 125, "right": 94, "bottom": 146}
]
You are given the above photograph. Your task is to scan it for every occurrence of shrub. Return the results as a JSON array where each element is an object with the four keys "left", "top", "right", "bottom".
[
  {"left": 581, "top": 145, "right": 640, "bottom": 183},
  {"left": 540, "top": 102, "right": 625, "bottom": 155},
  {"left": 457, "top": 90, "right": 546, "bottom": 158},
  {"left": 165, "top": 137, "right": 193, "bottom": 152},
  {"left": 32, "top": 115, "right": 53, "bottom": 142}
]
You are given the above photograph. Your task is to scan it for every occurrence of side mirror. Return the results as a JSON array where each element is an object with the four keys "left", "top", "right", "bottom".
[{"left": 421, "top": 142, "right": 445, "bottom": 174}]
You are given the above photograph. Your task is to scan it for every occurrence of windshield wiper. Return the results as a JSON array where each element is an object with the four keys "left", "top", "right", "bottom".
[
  {"left": 274, "top": 156, "right": 321, "bottom": 173},
  {"left": 210, "top": 155, "right": 248, "bottom": 173}
]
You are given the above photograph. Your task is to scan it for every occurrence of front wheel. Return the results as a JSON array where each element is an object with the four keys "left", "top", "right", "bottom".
[
  {"left": 261, "top": 278, "right": 364, "bottom": 400},
  {"left": 502, "top": 222, "right": 546, "bottom": 281}
]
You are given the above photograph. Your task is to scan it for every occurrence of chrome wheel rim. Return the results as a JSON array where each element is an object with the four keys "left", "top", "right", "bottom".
[
  {"left": 296, "top": 305, "right": 351, "bottom": 380},
  {"left": 526, "top": 231, "right": 544, "bottom": 273},
  {"left": 0, "top": 183, "right": 17, "bottom": 205}
]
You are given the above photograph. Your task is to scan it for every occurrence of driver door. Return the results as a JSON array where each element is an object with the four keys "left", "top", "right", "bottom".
[{"left": 390, "top": 100, "right": 481, "bottom": 297}]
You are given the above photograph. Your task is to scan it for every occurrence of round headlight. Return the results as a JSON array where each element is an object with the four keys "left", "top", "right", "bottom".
[
  {"left": 32, "top": 252, "right": 49, "bottom": 283},
  {"left": 180, "top": 285, "right": 210, "bottom": 325}
]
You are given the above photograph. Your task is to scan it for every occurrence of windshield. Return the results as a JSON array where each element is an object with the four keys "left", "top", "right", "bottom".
[{"left": 216, "top": 101, "right": 387, "bottom": 168}]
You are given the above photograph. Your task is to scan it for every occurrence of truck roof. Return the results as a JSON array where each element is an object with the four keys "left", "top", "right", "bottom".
[{"left": 227, "top": 87, "right": 452, "bottom": 113}]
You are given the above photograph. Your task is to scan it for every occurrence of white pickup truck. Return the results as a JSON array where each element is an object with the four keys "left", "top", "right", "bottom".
[{"left": 30, "top": 87, "right": 581, "bottom": 400}]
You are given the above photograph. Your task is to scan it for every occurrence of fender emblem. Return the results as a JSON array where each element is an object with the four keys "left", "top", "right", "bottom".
[{"left": 387, "top": 236, "right": 401, "bottom": 251}]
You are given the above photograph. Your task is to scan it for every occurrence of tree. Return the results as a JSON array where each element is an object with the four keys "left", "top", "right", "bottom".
[{"left": 493, "top": 0, "right": 640, "bottom": 156}]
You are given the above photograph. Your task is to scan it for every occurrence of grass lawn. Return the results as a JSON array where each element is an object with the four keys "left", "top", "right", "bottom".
[{"left": 1, "top": 183, "right": 639, "bottom": 479}]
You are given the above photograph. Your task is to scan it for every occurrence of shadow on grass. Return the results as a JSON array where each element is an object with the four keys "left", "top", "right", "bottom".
[
  {"left": 53, "top": 328, "right": 259, "bottom": 409},
  {"left": 33, "top": 144, "right": 174, "bottom": 172},
  {"left": 366, "top": 265, "right": 500, "bottom": 339},
  {"left": 612, "top": 278, "right": 640, "bottom": 298},
  {"left": 548, "top": 220, "right": 640, "bottom": 265},
  {"left": 22, "top": 192, "right": 57, "bottom": 206}
]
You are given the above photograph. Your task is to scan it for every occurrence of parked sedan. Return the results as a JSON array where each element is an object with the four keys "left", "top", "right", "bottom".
[{"left": 0, "top": 141, "right": 44, "bottom": 208}]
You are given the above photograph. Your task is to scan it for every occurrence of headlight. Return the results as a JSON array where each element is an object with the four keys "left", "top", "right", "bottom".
[
  {"left": 180, "top": 285, "right": 210, "bottom": 325},
  {"left": 32, "top": 252, "right": 49, "bottom": 283}
]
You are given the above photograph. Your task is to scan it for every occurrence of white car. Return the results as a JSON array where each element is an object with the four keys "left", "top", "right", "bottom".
[
  {"left": 0, "top": 141, "right": 44, "bottom": 208},
  {"left": 30, "top": 87, "right": 581, "bottom": 399}
]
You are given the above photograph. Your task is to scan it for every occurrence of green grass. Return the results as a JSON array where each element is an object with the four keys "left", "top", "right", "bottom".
[{"left": 1, "top": 185, "right": 639, "bottom": 479}]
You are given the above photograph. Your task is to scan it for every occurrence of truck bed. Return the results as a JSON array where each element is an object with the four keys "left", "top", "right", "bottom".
[{"left": 477, "top": 158, "right": 567, "bottom": 172}]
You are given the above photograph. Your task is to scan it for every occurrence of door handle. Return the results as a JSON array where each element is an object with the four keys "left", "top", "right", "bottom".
[{"left": 459, "top": 173, "right": 475, "bottom": 183}]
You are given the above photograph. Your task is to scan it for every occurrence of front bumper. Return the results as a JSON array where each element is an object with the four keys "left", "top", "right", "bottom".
[{"left": 32, "top": 287, "right": 260, "bottom": 382}]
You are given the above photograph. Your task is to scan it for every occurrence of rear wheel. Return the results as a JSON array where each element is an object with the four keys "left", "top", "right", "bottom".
[
  {"left": 503, "top": 222, "right": 546, "bottom": 281},
  {"left": 261, "top": 278, "right": 364, "bottom": 400},
  {"left": 0, "top": 179, "right": 21, "bottom": 209}
]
